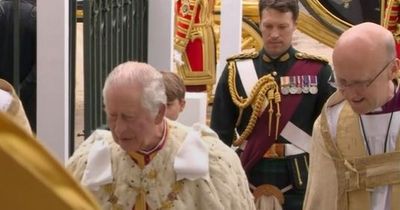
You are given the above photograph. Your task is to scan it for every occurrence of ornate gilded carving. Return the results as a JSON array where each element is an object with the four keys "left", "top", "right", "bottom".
[
  {"left": 174, "top": 0, "right": 216, "bottom": 86},
  {"left": 383, "top": 0, "right": 400, "bottom": 43}
]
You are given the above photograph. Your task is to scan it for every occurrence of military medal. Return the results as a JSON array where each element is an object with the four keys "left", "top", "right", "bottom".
[
  {"left": 302, "top": 75, "right": 310, "bottom": 94},
  {"left": 309, "top": 75, "right": 318, "bottom": 94},
  {"left": 296, "top": 76, "right": 302, "bottom": 94},
  {"left": 289, "top": 76, "right": 297, "bottom": 94},
  {"left": 280, "top": 76, "right": 289, "bottom": 95}
]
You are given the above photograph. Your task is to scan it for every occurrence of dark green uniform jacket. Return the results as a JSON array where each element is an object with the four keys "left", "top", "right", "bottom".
[{"left": 210, "top": 47, "right": 335, "bottom": 210}]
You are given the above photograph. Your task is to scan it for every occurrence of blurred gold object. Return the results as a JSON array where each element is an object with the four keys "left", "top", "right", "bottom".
[{"left": 0, "top": 112, "right": 100, "bottom": 210}]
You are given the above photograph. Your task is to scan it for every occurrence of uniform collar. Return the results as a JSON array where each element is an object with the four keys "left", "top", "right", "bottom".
[{"left": 262, "top": 47, "right": 294, "bottom": 63}]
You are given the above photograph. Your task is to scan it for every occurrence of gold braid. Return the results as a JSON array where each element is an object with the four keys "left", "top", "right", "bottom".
[{"left": 227, "top": 60, "right": 281, "bottom": 146}]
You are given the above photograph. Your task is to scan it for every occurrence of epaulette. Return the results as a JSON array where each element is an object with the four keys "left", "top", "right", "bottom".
[
  {"left": 226, "top": 48, "right": 259, "bottom": 62},
  {"left": 295, "top": 52, "right": 329, "bottom": 64}
]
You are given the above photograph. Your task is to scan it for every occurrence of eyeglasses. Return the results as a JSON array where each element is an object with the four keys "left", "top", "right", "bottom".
[{"left": 328, "top": 58, "right": 395, "bottom": 90}]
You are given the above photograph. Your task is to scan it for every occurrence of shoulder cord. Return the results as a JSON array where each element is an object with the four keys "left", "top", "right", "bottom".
[{"left": 227, "top": 60, "right": 281, "bottom": 146}]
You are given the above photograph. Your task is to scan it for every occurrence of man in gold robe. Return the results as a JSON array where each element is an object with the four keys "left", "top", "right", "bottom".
[
  {"left": 303, "top": 22, "right": 400, "bottom": 210},
  {"left": 67, "top": 61, "right": 255, "bottom": 210}
]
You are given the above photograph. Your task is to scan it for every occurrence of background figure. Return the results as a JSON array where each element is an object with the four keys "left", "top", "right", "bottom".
[
  {"left": 210, "top": 0, "right": 335, "bottom": 209},
  {"left": 161, "top": 71, "right": 186, "bottom": 120},
  {"left": 0, "top": 78, "right": 31, "bottom": 133},
  {"left": 0, "top": 0, "right": 37, "bottom": 131},
  {"left": 174, "top": 0, "right": 216, "bottom": 98},
  {"left": 383, "top": 0, "right": 400, "bottom": 57},
  {"left": 304, "top": 22, "right": 400, "bottom": 210},
  {"left": 67, "top": 61, "right": 256, "bottom": 210},
  {"left": 359, "top": 0, "right": 380, "bottom": 23}
]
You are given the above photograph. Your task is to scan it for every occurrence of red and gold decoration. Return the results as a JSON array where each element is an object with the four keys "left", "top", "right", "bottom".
[
  {"left": 174, "top": 0, "right": 216, "bottom": 93},
  {"left": 383, "top": 0, "right": 400, "bottom": 57}
]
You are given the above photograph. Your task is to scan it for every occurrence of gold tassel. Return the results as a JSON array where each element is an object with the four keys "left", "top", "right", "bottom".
[
  {"left": 235, "top": 108, "right": 244, "bottom": 127},
  {"left": 134, "top": 189, "right": 146, "bottom": 210},
  {"left": 274, "top": 90, "right": 281, "bottom": 140},
  {"left": 267, "top": 89, "right": 275, "bottom": 136}
]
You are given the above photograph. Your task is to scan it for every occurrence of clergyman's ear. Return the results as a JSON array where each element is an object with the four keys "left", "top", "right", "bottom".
[{"left": 392, "top": 58, "right": 400, "bottom": 79}]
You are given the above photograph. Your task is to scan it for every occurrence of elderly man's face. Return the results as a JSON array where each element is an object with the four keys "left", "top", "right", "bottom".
[
  {"left": 104, "top": 84, "right": 157, "bottom": 153},
  {"left": 333, "top": 53, "right": 397, "bottom": 114}
]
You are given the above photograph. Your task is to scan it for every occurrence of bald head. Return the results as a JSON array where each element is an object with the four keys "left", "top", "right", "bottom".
[
  {"left": 332, "top": 22, "right": 399, "bottom": 114},
  {"left": 333, "top": 22, "right": 396, "bottom": 67}
]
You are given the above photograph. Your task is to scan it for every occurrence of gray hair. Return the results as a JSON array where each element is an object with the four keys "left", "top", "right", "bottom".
[{"left": 102, "top": 61, "right": 167, "bottom": 118}]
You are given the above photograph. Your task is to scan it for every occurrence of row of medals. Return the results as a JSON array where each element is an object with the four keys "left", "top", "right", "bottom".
[{"left": 280, "top": 75, "right": 318, "bottom": 95}]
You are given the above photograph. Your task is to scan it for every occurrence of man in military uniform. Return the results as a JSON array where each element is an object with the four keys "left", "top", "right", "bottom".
[{"left": 210, "top": 0, "right": 335, "bottom": 209}]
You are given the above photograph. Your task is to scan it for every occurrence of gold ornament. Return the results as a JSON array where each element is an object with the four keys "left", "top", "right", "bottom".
[{"left": 227, "top": 60, "right": 281, "bottom": 146}]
